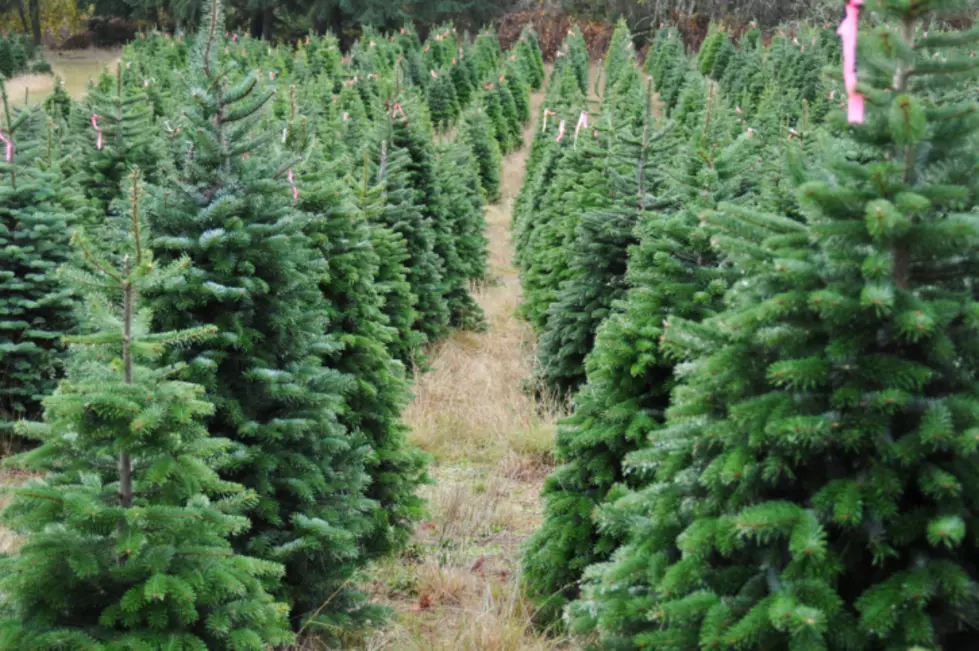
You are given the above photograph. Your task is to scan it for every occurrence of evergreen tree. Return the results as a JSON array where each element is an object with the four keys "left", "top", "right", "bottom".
[
  {"left": 573, "top": 6, "right": 979, "bottom": 649},
  {"left": 426, "top": 67, "right": 459, "bottom": 132},
  {"left": 519, "top": 130, "right": 610, "bottom": 332},
  {"left": 461, "top": 106, "right": 502, "bottom": 202},
  {"left": 603, "top": 18, "right": 632, "bottom": 98},
  {"left": 148, "top": 1, "right": 375, "bottom": 630},
  {"left": 0, "top": 86, "right": 77, "bottom": 443},
  {"left": 497, "top": 77, "right": 524, "bottom": 147},
  {"left": 367, "top": 113, "right": 450, "bottom": 355},
  {"left": 536, "top": 83, "right": 662, "bottom": 397},
  {"left": 295, "top": 147, "right": 428, "bottom": 559},
  {"left": 67, "top": 67, "right": 168, "bottom": 225},
  {"left": 435, "top": 138, "right": 488, "bottom": 328},
  {"left": 353, "top": 149, "right": 423, "bottom": 365},
  {"left": 524, "top": 89, "right": 760, "bottom": 624},
  {"left": 483, "top": 81, "right": 512, "bottom": 154},
  {"left": 0, "top": 169, "right": 293, "bottom": 651}
]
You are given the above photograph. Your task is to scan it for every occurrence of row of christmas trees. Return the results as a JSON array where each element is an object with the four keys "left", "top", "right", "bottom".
[
  {"left": 517, "top": 5, "right": 979, "bottom": 649},
  {"left": 0, "top": 1, "right": 541, "bottom": 647}
]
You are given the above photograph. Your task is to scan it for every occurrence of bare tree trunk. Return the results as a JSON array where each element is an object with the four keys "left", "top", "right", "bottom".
[
  {"left": 15, "top": 0, "right": 29, "bottom": 36},
  {"left": 28, "top": 0, "right": 41, "bottom": 46}
]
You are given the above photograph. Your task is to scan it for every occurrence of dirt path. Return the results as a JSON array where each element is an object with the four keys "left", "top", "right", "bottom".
[{"left": 360, "top": 91, "right": 574, "bottom": 651}]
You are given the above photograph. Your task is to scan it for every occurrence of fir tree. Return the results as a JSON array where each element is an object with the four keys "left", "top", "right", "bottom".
[
  {"left": 483, "top": 81, "right": 512, "bottom": 154},
  {"left": 603, "top": 18, "right": 633, "bottom": 98},
  {"left": 519, "top": 129, "right": 610, "bottom": 332},
  {"left": 573, "top": 6, "right": 979, "bottom": 649},
  {"left": 536, "top": 83, "right": 663, "bottom": 397},
  {"left": 354, "top": 148, "right": 423, "bottom": 365},
  {"left": 525, "top": 89, "right": 760, "bottom": 624},
  {"left": 67, "top": 67, "right": 168, "bottom": 225},
  {"left": 461, "top": 106, "right": 502, "bottom": 202},
  {"left": 0, "top": 86, "right": 77, "bottom": 443},
  {"left": 426, "top": 67, "right": 460, "bottom": 132},
  {"left": 148, "top": 1, "right": 375, "bottom": 630},
  {"left": 367, "top": 113, "right": 450, "bottom": 355},
  {"left": 295, "top": 146, "right": 428, "bottom": 559},
  {"left": 0, "top": 169, "right": 293, "bottom": 651},
  {"left": 435, "top": 138, "right": 488, "bottom": 328}
]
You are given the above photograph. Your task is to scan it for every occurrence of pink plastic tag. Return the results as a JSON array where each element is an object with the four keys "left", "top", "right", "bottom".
[
  {"left": 837, "top": 0, "right": 865, "bottom": 124},
  {"left": 91, "top": 114, "right": 103, "bottom": 150}
]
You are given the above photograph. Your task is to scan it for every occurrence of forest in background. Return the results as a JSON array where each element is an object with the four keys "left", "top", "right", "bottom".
[{"left": 1, "top": 0, "right": 877, "bottom": 53}]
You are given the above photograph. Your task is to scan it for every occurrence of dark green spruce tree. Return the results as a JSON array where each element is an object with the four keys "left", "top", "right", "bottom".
[
  {"left": 0, "top": 170, "right": 294, "bottom": 650},
  {"left": 573, "top": 5, "right": 979, "bottom": 649}
]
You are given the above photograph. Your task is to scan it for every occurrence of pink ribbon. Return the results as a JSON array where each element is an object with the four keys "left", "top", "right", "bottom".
[
  {"left": 288, "top": 169, "right": 298, "bottom": 203},
  {"left": 0, "top": 130, "right": 12, "bottom": 162},
  {"left": 837, "top": 0, "right": 865, "bottom": 124},
  {"left": 91, "top": 114, "right": 103, "bottom": 151},
  {"left": 343, "top": 112, "right": 350, "bottom": 121},
  {"left": 431, "top": 70, "right": 438, "bottom": 79},
  {"left": 556, "top": 120, "right": 566, "bottom": 143},
  {"left": 392, "top": 103, "right": 407, "bottom": 121},
  {"left": 574, "top": 111, "right": 588, "bottom": 148}
]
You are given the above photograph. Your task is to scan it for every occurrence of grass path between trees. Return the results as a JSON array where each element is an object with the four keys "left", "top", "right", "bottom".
[{"left": 357, "top": 87, "right": 577, "bottom": 651}]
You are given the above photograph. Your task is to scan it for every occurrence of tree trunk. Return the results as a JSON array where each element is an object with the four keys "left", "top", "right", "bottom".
[
  {"left": 28, "top": 0, "right": 41, "bottom": 46},
  {"left": 15, "top": 0, "right": 29, "bottom": 36}
]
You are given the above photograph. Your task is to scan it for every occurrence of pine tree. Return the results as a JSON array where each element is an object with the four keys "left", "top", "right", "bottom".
[
  {"left": 148, "top": 1, "right": 375, "bottom": 630},
  {"left": 603, "top": 18, "right": 633, "bottom": 98},
  {"left": 482, "top": 81, "right": 512, "bottom": 154},
  {"left": 573, "top": 6, "right": 979, "bottom": 649},
  {"left": 497, "top": 77, "right": 524, "bottom": 147},
  {"left": 697, "top": 28, "right": 727, "bottom": 77},
  {"left": 366, "top": 112, "right": 450, "bottom": 355},
  {"left": 426, "top": 67, "right": 460, "bottom": 132},
  {"left": 516, "top": 28, "right": 546, "bottom": 92},
  {"left": 0, "top": 86, "right": 77, "bottom": 443},
  {"left": 0, "top": 169, "right": 294, "bottom": 651},
  {"left": 519, "top": 129, "right": 610, "bottom": 332}
]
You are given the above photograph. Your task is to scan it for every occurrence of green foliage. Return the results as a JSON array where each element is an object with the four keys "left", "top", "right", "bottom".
[
  {"left": 523, "top": 6, "right": 979, "bottom": 650},
  {"left": 0, "top": 89, "right": 76, "bottom": 441},
  {"left": 146, "top": 5, "right": 377, "bottom": 630},
  {"left": 0, "top": 170, "right": 293, "bottom": 650},
  {"left": 461, "top": 106, "right": 502, "bottom": 202},
  {"left": 0, "top": 33, "right": 29, "bottom": 79},
  {"left": 524, "top": 78, "right": 763, "bottom": 621},
  {"left": 697, "top": 27, "right": 727, "bottom": 76},
  {"left": 435, "top": 138, "right": 488, "bottom": 328},
  {"left": 66, "top": 67, "right": 169, "bottom": 225}
]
